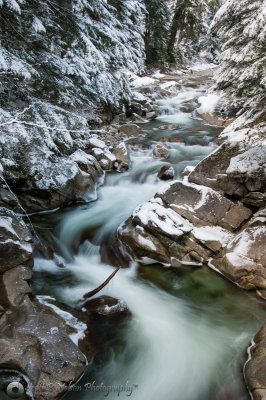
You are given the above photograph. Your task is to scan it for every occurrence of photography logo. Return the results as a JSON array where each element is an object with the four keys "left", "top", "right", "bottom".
[{"left": 6, "top": 382, "right": 24, "bottom": 399}]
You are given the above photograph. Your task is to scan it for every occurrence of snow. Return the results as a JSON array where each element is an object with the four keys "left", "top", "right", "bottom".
[
  {"left": 88, "top": 137, "right": 106, "bottom": 149},
  {"left": 131, "top": 76, "right": 156, "bottom": 88},
  {"left": 131, "top": 91, "right": 148, "bottom": 102},
  {"left": 133, "top": 201, "right": 192, "bottom": 239},
  {"left": 226, "top": 147, "right": 266, "bottom": 175},
  {"left": 160, "top": 81, "right": 179, "bottom": 90},
  {"left": 37, "top": 295, "right": 87, "bottom": 346},
  {"left": 137, "top": 234, "right": 156, "bottom": 251},
  {"left": 103, "top": 300, "right": 128, "bottom": 314},
  {"left": 152, "top": 72, "right": 165, "bottom": 79},
  {"left": 0, "top": 217, "right": 19, "bottom": 238},
  {"left": 32, "top": 16, "right": 46, "bottom": 33},
  {"left": 191, "top": 62, "right": 217, "bottom": 71},
  {"left": 196, "top": 93, "right": 220, "bottom": 114},
  {"left": 193, "top": 226, "right": 233, "bottom": 247}
]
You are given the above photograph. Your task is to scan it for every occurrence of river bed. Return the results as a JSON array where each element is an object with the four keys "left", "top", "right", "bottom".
[{"left": 31, "top": 72, "right": 266, "bottom": 400}]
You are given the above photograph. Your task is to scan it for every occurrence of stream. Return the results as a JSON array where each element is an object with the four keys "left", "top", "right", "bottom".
[{"left": 31, "top": 72, "right": 266, "bottom": 400}]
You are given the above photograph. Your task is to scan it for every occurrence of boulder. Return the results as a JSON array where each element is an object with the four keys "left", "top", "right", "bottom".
[
  {"left": 118, "top": 124, "right": 143, "bottom": 135},
  {"left": 189, "top": 133, "right": 266, "bottom": 207},
  {"left": 117, "top": 181, "right": 255, "bottom": 271},
  {"left": 159, "top": 124, "right": 180, "bottom": 130},
  {"left": 155, "top": 181, "right": 251, "bottom": 232},
  {"left": 146, "top": 111, "right": 157, "bottom": 119},
  {"left": 81, "top": 295, "right": 131, "bottom": 320},
  {"left": 130, "top": 113, "right": 146, "bottom": 123},
  {"left": 16, "top": 151, "right": 103, "bottom": 212},
  {"left": 112, "top": 142, "right": 130, "bottom": 171},
  {"left": 157, "top": 165, "right": 175, "bottom": 180},
  {"left": 118, "top": 220, "right": 171, "bottom": 265},
  {"left": 91, "top": 147, "right": 116, "bottom": 170},
  {"left": 211, "top": 209, "right": 266, "bottom": 290},
  {"left": 153, "top": 144, "right": 169, "bottom": 159},
  {"left": 245, "top": 323, "right": 266, "bottom": 400},
  {"left": 0, "top": 266, "right": 89, "bottom": 400},
  {"left": 0, "top": 207, "right": 33, "bottom": 273}
]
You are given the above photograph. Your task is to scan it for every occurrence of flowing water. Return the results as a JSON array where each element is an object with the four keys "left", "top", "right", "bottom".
[{"left": 32, "top": 72, "right": 266, "bottom": 400}]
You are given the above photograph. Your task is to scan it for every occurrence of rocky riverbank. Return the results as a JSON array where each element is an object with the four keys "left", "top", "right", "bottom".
[{"left": 0, "top": 67, "right": 265, "bottom": 399}]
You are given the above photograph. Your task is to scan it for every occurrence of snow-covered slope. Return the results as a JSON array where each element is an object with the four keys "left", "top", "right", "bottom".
[
  {"left": 0, "top": 0, "right": 146, "bottom": 211},
  {"left": 0, "top": 0, "right": 145, "bottom": 108}
]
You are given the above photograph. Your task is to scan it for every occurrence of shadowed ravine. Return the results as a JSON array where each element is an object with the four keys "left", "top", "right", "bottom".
[{"left": 32, "top": 73, "right": 266, "bottom": 400}]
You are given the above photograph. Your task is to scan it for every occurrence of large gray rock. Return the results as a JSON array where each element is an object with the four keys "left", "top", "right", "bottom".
[
  {"left": 157, "top": 165, "right": 175, "bottom": 180},
  {"left": 0, "top": 207, "right": 33, "bottom": 273},
  {"left": 155, "top": 181, "right": 252, "bottom": 232},
  {"left": 211, "top": 209, "right": 266, "bottom": 290},
  {"left": 118, "top": 124, "right": 143, "bottom": 135},
  {"left": 113, "top": 142, "right": 130, "bottom": 171},
  {"left": 17, "top": 150, "right": 103, "bottom": 212},
  {"left": 118, "top": 219, "right": 171, "bottom": 265},
  {"left": 153, "top": 144, "right": 169, "bottom": 159},
  {"left": 0, "top": 265, "right": 90, "bottom": 400},
  {"left": 189, "top": 137, "right": 266, "bottom": 207},
  {"left": 118, "top": 181, "right": 265, "bottom": 288}
]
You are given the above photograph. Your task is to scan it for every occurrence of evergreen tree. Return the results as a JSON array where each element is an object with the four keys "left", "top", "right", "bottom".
[
  {"left": 211, "top": 0, "right": 265, "bottom": 118},
  {"left": 143, "top": 0, "right": 171, "bottom": 66},
  {"left": 167, "top": 0, "right": 220, "bottom": 64}
]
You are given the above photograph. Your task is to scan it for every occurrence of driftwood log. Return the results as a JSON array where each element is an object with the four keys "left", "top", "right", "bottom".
[{"left": 83, "top": 266, "right": 121, "bottom": 299}]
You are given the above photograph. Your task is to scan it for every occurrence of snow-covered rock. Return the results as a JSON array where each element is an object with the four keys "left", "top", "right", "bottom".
[
  {"left": 0, "top": 207, "right": 33, "bottom": 272},
  {"left": 211, "top": 208, "right": 266, "bottom": 290},
  {"left": 189, "top": 124, "right": 266, "bottom": 208},
  {"left": 245, "top": 323, "right": 266, "bottom": 400}
]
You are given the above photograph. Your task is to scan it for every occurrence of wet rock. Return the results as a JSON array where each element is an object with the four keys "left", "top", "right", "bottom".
[
  {"left": 0, "top": 207, "right": 33, "bottom": 273},
  {"left": 118, "top": 124, "right": 143, "bottom": 135},
  {"left": 146, "top": 111, "right": 157, "bottom": 119},
  {"left": 195, "top": 110, "right": 233, "bottom": 126},
  {"left": 159, "top": 124, "right": 180, "bottom": 130},
  {"left": 211, "top": 209, "right": 266, "bottom": 290},
  {"left": 0, "top": 188, "right": 17, "bottom": 211},
  {"left": 118, "top": 220, "right": 171, "bottom": 265},
  {"left": 181, "top": 165, "right": 195, "bottom": 177},
  {"left": 153, "top": 144, "right": 169, "bottom": 159},
  {"left": 91, "top": 147, "right": 116, "bottom": 170},
  {"left": 157, "top": 165, "right": 175, "bottom": 180},
  {"left": 160, "top": 89, "right": 172, "bottom": 97},
  {"left": 130, "top": 113, "right": 146, "bottom": 123},
  {"left": 245, "top": 323, "right": 266, "bottom": 400},
  {"left": 189, "top": 133, "right": 266, "bottom": 207},
  {"left": 0, "top": 267, "right": 88, "bottom": 400},
  {"left": 113, "top": 143, "right": 130, "bottom": 171},
  {"left": 16, "top": 151, "right": 104, "bottom": 212},
  {"left": 81, "top": 295, "right": 131, "bottom": 321},
  {"left": 117, "top": 180, "right": 254, "bottom": 270},
  {"left": 155, "top": 181, "right": 251, "bottom": 232}
]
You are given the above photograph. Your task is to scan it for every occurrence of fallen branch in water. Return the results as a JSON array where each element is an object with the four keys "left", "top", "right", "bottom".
[{"left": 83, "top": 266, "right": 122, "bottom": 299}]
